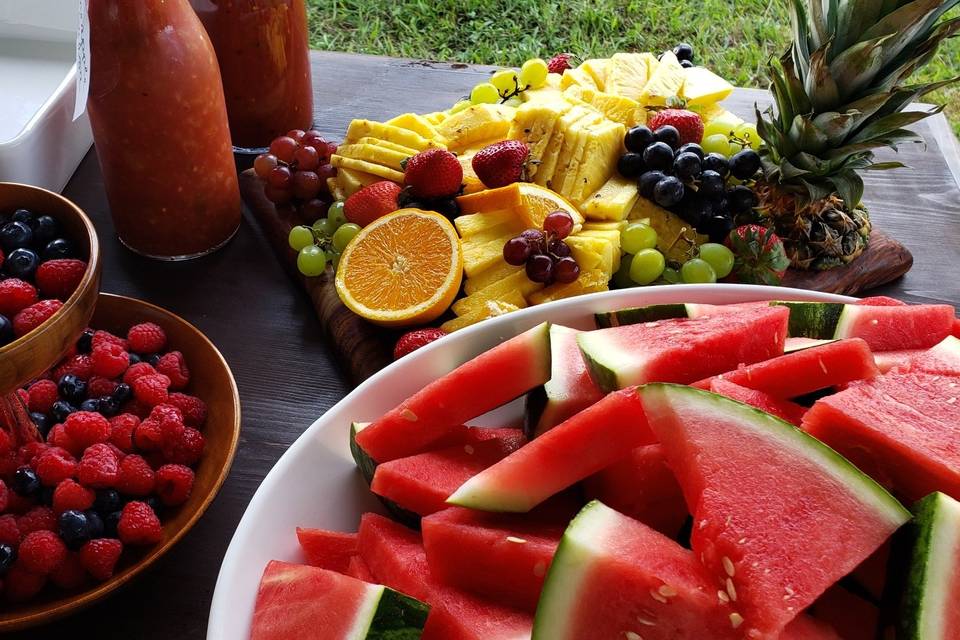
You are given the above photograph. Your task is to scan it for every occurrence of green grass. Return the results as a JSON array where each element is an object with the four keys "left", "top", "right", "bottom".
[{"left": 306, "top": 0, "right": 960, "bottom": 136}]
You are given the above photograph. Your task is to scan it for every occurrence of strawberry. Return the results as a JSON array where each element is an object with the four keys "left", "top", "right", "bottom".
[
  {"left": 725, "top": 224, "right": 790, "bottom": 286},
  {"left": 343, "top": 181, "right": 402, "bottom": 227},
  {"left": 472, "top": 140, "right": 530, "bottom": 188},
  {"left": 547, "top": 53, "right": 575, "bottom": 74},
  {"left": 648, "top": 108, "right": 705, "bottom": 146},
  {"left": 393, "top": 328, "right": 447, "bottom": 360},
  {"left": 403, "top": 149, "right": 463, "bottom": 199}
]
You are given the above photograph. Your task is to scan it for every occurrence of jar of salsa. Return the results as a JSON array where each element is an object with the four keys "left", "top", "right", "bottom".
[
  {"left": 191, "top": 0, "right": 314, "bottom": 149},
  {"left": 87, "top": 0, "right": 241, "bottom": 260}
]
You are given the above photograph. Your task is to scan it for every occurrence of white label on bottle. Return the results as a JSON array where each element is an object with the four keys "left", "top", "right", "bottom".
[{"left": 73, "top": 0, "right": 90, "bottom": 121}]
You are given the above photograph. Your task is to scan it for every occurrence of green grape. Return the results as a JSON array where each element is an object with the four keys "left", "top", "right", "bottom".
[
  {"left": 471, "top": 82, "right": 501, "bottom": 105},
  {"left": 703, "top": 115, "right": 742, "bottom": 139},
  {"left": 332, "top": 223, "right": 361, "bottom": 252},
  {"left": 490, "top": 70, "right": 519, "bottom": 95},
  {"left": 313, "top": 217, "right": 335, "bottom": 238},
  {"left": 519, "top": 58, "right": 549, "bottom": 89},
  {"left": 612, "top": 254, "right": 635, "bottom": 289},
  {"left": 629, "top": 249, "right": 666, "bottom": 285},
  {"left": 327, "top": 201, "right": 347, "bottom": 228},
  {"left": 288, "top": 225, "right": 315, "bottom": 251},
  {"left": 331, "top": 251, "right": 342, "bottom": 271},
  {"left": 503, "top": 96, "right": 524, "bottom": 108},
  {"left": 620, "top": 222, "right": 658, "bottom": 254},
  {"left": 681, "top": 258, "right": 717, "bottom": 284},
  {"left": 662, "top": 266, "right": 682, "bottom": 284},
  {"left": 699, "top": 243, "right": 735, "bottom": 278},
  {"left": 734, "top": 122, "right": 761, "bottom": 149},
  {"left": 701, "top": 134, "right": 733, "bottom": 157},
  {"left": 449, "top": 99, "right": 472, "bottom": 114},
  {"left": 297, "top": 245, "right": 327, "bottom": 277}
]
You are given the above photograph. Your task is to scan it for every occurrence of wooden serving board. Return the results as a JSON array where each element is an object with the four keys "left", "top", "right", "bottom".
[{"left": 240, "top": 170, "right": 912, "bottom": 386}]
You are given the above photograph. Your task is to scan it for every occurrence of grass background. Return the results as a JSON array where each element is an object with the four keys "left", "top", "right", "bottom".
[{"left": 305, "top": 0, "right": 960, "bottom": 136}]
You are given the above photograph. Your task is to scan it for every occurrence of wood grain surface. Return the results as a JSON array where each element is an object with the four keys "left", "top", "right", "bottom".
[{"left": 19, "top": 51, "right": 960, "bottom": 640}]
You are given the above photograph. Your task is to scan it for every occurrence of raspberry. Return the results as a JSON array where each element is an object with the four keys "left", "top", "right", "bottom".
[
  {"left": 148, "top": 404, "right": 185, "bottom": 447},
  {"left": 17, "top": 506, "right": 56, "bottom": 536},
  {"left": 162, "top": 427, "right": 205, "bottom": 466},
  {"left": 50, "top": 551, "right": 87, "bottom": 589},
  {"left": 117, "top": 501, "right": 163, "bottom": 546},
  {"left": 127, "top": 322, "right": 167, "bottom": 354},
  {"left": 64, "top": 411, "right": 111, "bottom": 450},
  {"left": 46, "top": 425, "right": 78, "bottom": 455},
  {"left": 133, "top": 418, "right": 163, "bottom": 452},
  {"left": 12, "top": 299, "right": 63, "bottom": 337},
  {"left": 122, "top": 362, "right": 157, "bottom": 385},
  {"left": 52, "top": 479, "right": 95, "bottom": 515},
  {"left": 116, "top": 455, "right": 155, "bottom": 496},
  {"left": 0, "top": 515, "right": 20, "bottom": 547},
  {"left": 91, "top": 341, "right": 130, "bottom": 379},
  {"left": 92, "top": 330, "right": 126, "bottom": 351},
  {"left": 19, "top": 530, "right": 67, "bottom": 574},
  {"left": 52, "top": 354, "right": 94, "bottom": 381},
  {"left": 5, "top": 491, "right": 34, "bottom": 515},
  {"left": 167, "top": 393, "right": 207, "bottom": 427},
  {"left": 17, "top": 441, "right": 48, "bottom": 467},
  {"left": 77, "top": 444, "right": 120, "bottom": 489},
  {"left": 121, "top": 398, "right": 152, "bottom": 419},
  {"left": 0, "top": 429, "right": 11, "bottom": 455},
  {"left": 0, "top": 479, "right": 6, "bottom": 512},
  {"left": 132, "top": 374, "right": 170, "bottom": 406},
  {"left": 155, "top": 464, "right": 194, "bottom": 506},
  {"left": 35, "top": 259, "right": 88, "bottom": 300},
  {"left": 27, "top": 379, "right": 59, "bottom": 414},
  {"left": 34, "top": 447, "right": 77, "bottom": 487},
  {"left": 156, "top": 351, "right": 189, "bottom": 390},
  {"left": 0, "top": 278, "right": 38, "bottom": 317},
  {"left": 87, "top": 376, "right": 118, "bottom": 399},
  {"left": 5, "top": 562, "right": 46, "bottom": 601},
  {"left": 109, "top": 414, "right": 140, "bottom": 453},
  {"left": 80, "top": 538, "right": 123, "bottom": 581}
]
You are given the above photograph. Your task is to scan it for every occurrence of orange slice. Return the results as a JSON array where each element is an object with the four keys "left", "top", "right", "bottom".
[
  {"left": 335, "top": 209, "right": 463, "bottom": 327},
  {"left": 517, "top": 183, "right": 585, "bottom": 231}
]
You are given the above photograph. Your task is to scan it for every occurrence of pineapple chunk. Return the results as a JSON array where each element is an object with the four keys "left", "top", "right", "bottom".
[
  {"left": 330, "top": 155, "right": 404, "bottom": 183},
  {"left": 457, "top": 184, "right": 525, "bottom": 214},
  {"left": 355, "top": 137, "right": 419, "bottom": 156},
  {"left": 560, "top": 67, "right": 600, "bottom": 91},
  {"left": 576, "top": 229, "right": 620, "bottom": 272},
  {"left": 552, "top": 120, "right": 592, "bottom": 198},
  {"left": 639, "top": 51, "right": 685, "bottom": 106},
  {"left": 509, "top": 101, "right": 572, "bottom": 180},
  {"left": 528, "top": 268, "right": 609, "bottom": 305},
  {"left": 457, "top": 149, "right": 485, "bottom": 195},
  {"left": 454, "top": 208, "right": 522, "bottom": 237},
  {"left": 566, "top": 86, "right": 646, "bottom": 128},
  {"left": 422, "top": 111, "right": 448, "bottom": 126},
  {"left": 579, "top": 59, "right": 610, "bottom": 90},
  {"left": 569, "top": 120, "right": 626, "bottom": 204},
  {"left": 680, "top": 66, "right": 734, "bottom": 106},
  {"left": 436, "top": 104, "right": 515, "bottom": 151},
  {"left": 386, "top": 113, "right": 445, "bottom": 142},
  {"left": 630, "top": 196, "right": 707, "bottom": 262},
  {"left": 337, "top": 167, "right": 381, "bottom": 198},
  {"left": 464, "top": 262, "right": 521, "bottom": 295},
  {"left": 581, "top": 174, "right": 639, "bottom": 221},
  {"left": 441, "top": 290, "right": 526, "bottom": 332},
  {"left": 583, "top": 220, "right": 628, "bottom": 233},
  {"left": 536, "top": 106, "right": 601, "bottom": 189},
  {"left": 565, "top": 235, "right": 611, "bottom": 273},
  {"left": 605, "top": 53, "right": 657, "bottom": 101},
  {"left": 452, "top": 270, "right": 543, "bottom": 316},
  {"left": 345, "top": 120, "right": 444, "bottom": 151},
  {"left": 462, "top": 221, "right": 517, "bottom": 245},
  {"left": 327, "top": 177, "right": 345, "bottom": 202},
  {"left": 462, "top": 233, "right": 518, "bottom": 277},
  {"left": 335, "top": 143, "right": 411, "bottom": 172}
]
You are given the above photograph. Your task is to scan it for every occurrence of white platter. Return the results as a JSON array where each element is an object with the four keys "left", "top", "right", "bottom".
[{"left": 207, "top": 284, "right": 853, "bottom": 639}]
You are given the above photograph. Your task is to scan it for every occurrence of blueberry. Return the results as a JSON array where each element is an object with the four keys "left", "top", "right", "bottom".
[
  {"left": 11, "top": 466, "right": 40, "bottom": 497},
  {"left": 653, "top": 125, "right": 681, "bottom": 150},
  {"left": 624, "top": 126, "right": 656, "bottom": 153},
  {"left": 113, "top": 382, "right": 132, "bottom": 404},
  {"left": 0, "top": 544, "right": 15, "bottom": 574},
  {"left": 30, "top": 412, "right": 52, "bottom": 437},
  {"left": 59, "top": 374, "right": 87, "bottom": 404},
  {"left": 98, "top": 395, "right": 121, "bottom": 417},
  {"left": 0, "top": 221, "right": 33, "bottom": 252},
  {"left": 85, "top": 510, "right": 105, "bottom": 538},
  {"left": 617, "top": 152, "right": 646, "bottom": 179},
  {"left": 729, "top": 149, "right": 762, "bottom": 180},
  {"left": 94, "top": 489, "right": 122, "bottom": 515},
  {"left": 38, "top": 485, "right": 55, "bottom": 506},
  {"left": 59, "top": 510, "right": 91, "bottom": 550},
  {"left": 30, "top": 215, "right": 59, "bottom": 246},
  {"left": 80, "top": 398, "right": 101, "bottom": 412},
  {"left": 52, "top": 399, "right": 77, "bottom": 423},
  {"left": 673, "top": 42, "right": 694, "bottom": 62},
  {"left": 0, "top": 314, "right": 12, "bottom": 347},
  {"left": 5, "top": 248, "right": 39, "bottom": 280},
  {"left": 702, "top": 153, "right": 730, "bottom": 177},
  {"left": 680, "top": 59, "right": 695, "bottom": 69},
  {"left": 127, "top": 352, "right": 142, "bottom": 366},
  {"left": 728, "top": 185, "right": 758, "bottom": 214},
  {"left": 42, "top": 237, "right": 73, "bottom": 261},
  {"left": 104, "top": 510, "right": 122, "bottom": 538},
  {"left": 678, "top": 194, "right": 713, "bottom": 227},
  {"left": 11, "top": 209, "right": 33, "bottom": 225},
  {"left": 699, "top": 170, "right": 726, "bottom": 199},
  {"left": 76, "top": 329, "right": 94, "bottom": 354},
  {"left": 678, "top": 143, "right": 704, "bottom": 159},
  {"left": 642, "top": 142, "right": 675, "bottom": 172},
  {"left": 146, "top": 353, "right": 161, "bottom": 367},
  {"left": 653, "top": 176, "right": 685, "bottom": 208},
  {"left": 673, "top": 152, "right": 702, "bottom": 181},
  {"left": 639, "top": 171, "right": 665, "bottom": 199}
]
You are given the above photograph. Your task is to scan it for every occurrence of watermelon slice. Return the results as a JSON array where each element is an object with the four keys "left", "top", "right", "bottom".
[
  {"left": 809, "top": 585, "right": 880, "bottom": 640},
  {"left": 525, "top": 325, "right": 604, "bottom": 438},
  {"left": 355, "top": 322, "right": 551, "bottom": 462},
  {"left": 905, "top": 335, "right": 960, "bottom": 376},
  {"left": 582, "top": 444, "right": 688, "bottom": 536},
  {"left": 639, "top": 384, "right": 910, "bottom": 638},
  {"left": 775, "top": 301, "right": 955, "bottom": 350},
  {"left": 803, "top": 372, "right": 960, "bottom": 501},
  {"left": 784, "top": 337, "right": 838, "bottom": 352},
  {"left": 594, "top": 301, "right": 771, "bottom": 328},
  {"left": 900, "top": 491, "right": 960, "bottom": 640},
  {"left": 250, "top": 560, "right": 429, "bottom": 640},
  {"left": 778, "top": 615, "right": 842, "bottom": 639},
  {"left": 578, "top": 305, "right": 789, "bottom": 392},
  {"left": 708, "top": 378, "right": 807, "bottom": 426},
  {"left": 422, "top": 506, "right": 567, "bottom": 612},
  {"left": 858, "top": 296, "right": 907, "bottom": 306},
  {"left": 296, "top": 527, "right": 358, "bottom": 573},
  {"left": 346, "top": 555, "right": 376, "bottom": 582},
  {"left": 370, "top": 430, "right": 525, "bottom": 517},
  {"left": 953, "top": 317, "right": 960, "bottom": 338},
  {"left": 693, "top": 338, "right": 879, "bottom": 398},
  {"left": 447, "top": 388, "right": 653, "bottom": 512},
  {"left": 533, "top": 500, "right": 737, "bottom": 640}
]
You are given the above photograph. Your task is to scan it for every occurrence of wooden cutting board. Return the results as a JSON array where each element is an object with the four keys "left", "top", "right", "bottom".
[{"left": 240, "top": 170, "right": 912, "bottom": 386}]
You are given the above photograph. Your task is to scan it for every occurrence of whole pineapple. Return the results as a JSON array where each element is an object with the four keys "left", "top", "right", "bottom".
[{"left": 756, "top": 0, "right": 960, "bottom": 270}]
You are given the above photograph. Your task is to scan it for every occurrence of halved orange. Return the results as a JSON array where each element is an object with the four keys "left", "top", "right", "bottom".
[{"left": 335, "top": 209, "right": 463, "bottom": 327}]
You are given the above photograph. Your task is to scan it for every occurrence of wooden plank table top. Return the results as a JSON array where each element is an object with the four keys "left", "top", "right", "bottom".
[{"left": 18, "top": 51, "right": 960, "bottom": 639}]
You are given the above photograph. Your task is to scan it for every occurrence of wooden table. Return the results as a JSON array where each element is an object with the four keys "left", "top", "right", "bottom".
[{"left": 19, "top": 51, "right": 960, "bottom": 639}]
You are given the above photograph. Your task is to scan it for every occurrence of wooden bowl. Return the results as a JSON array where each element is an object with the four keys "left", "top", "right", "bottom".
[
  {"left": 0, "top": 182, "right": 102, "bottom": 396},
  {"left": 0, "top": 293, "right": 241, "bottom": 631}
]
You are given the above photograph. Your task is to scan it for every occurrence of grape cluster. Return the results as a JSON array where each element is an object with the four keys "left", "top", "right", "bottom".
[
  {"left": 287, "top": 201, "right": 360, "bottom": 277},
  {"left": 254, "top": 129, "right": 339, "bottom": 218},
  {"left": 503, "top": 210, "right": 580, "bottom": 285},
  {"left": 453, "top": 58, "right": 551, "bottom": 113},
  {"left": 618, "top": 124, "right": 763, "bottom": 243},
  {"left": 613, "top": 219, "right": 737, "bottom": 287}
]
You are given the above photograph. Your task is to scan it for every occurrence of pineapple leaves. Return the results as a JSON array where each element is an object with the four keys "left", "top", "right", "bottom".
[
  {"left": 829, "top": 35, "right": 894, "bottom": 99},
  {"left": 849, "top": 107, "right": 940, "bottom": 143},
  {"left": 826, "top": 170, "right": 865, "bottom": 208},
  {"left": 836, "top": 0, "right": 886, "bottom": 50},
  {"left": 813, "top": 111, "right": 860, "bottom": 144},
  {"left": 864, "top": 161, "right": 908, "bottom": 169},
  {"left": 790, "top": 115, "right": 831, "bottom": 153},
  {"left": 806, "top": 46, "right": 841, "bottom": 111}
]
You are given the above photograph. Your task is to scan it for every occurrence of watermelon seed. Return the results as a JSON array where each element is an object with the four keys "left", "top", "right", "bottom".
[
  {"left": 506, "top": 536, "right": 527, "bottom": 544},
  {"left": 725, "top": 578, "right": 737, "bottom": 602},
  {"left": 870, "top": 319, "right": 879, "bottom": 325},
  {"left": 636, "top": 616, "right": 656, "bottom": 627},
  {"left": 657, "top": 584, "right": 677, "bottom": 598},
  {"left": 649, "top": 589, "right": 668, "bottom": 604},
  {"left": 698, "top": 519, "right": 708, "bottom": 530},
  {"left": 717, "top": 590, "right": 730, "bottom": 604},
  {"left": 624, "top": 632, "right": 643, "bottom": 640},
  {"left": 784, "top": 585, "right": 795, "bottom": 598},
  {"left": 722, "top": 556, "right": 736, "bottom": 577},
  {"left": 737, "top": 537, "right": 748, "bottom": 544},
  {"left": 818, "top": 358, "right": 828, "bottom": 374},
  {"left": 729, "top": 613, "right": 744, "bottom": 629},
  {"left": 400, "top": 408, "right": 418, "bottom": 421},
  {"left": 464, "top": 445, "right": 475, "bottom": 454}
]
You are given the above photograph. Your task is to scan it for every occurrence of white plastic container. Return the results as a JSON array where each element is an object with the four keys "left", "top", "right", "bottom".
[{"left": 0, "top": 0, "right": 92, "bottom": 193}]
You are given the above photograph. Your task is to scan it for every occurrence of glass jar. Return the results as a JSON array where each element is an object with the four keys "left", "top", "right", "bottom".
[
  {"left": 191, "top": 0, "right": 314, "bottom": 149},
  {"left": 87, "top": 0, "right": 242, "bottom": 260}
]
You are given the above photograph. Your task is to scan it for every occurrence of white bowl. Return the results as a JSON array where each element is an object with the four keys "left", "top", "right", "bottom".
[{"left": 207, "top": 285, "right": 853, "bottom": 639}]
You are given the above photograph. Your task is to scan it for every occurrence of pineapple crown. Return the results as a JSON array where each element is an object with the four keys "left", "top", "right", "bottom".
[{"left": 757, "top": 0, "right": 960, "bottom": 208}]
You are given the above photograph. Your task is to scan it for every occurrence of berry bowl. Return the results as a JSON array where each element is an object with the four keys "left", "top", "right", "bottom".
[{"left": 0, "top": 293, "right": 241, "bottom": 631}]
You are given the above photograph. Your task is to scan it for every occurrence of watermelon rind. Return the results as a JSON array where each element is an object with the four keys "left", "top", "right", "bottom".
[
  {"left": 900, "top": 492, "right": 960, "bottom": 640},
  {"left": 363, "top": 586, "right": 430, "bottom": 639},
  {"left": 773, "top": 302, "right": 845, "bottom": 339},
  {"left": 594, "top": 303, "right": 689, "bottom": 328},
  {"left": 349, "top": 422, "right": 421, "bottom": 529},
  {"left": 783, "top": 337, "right": 839, "bottom": 353},
  {"left": 575, "top": 332, "right": 632, "bottom": 392}
]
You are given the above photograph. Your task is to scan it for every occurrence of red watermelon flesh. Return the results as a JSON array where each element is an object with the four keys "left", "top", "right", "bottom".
[
  {"left": 693, "top": 338, "right": 878, "bottom": 399},
  {"left": 778, "top": 615, "right": 843, "bottom": 640},
  {"left": 849, "top": 540, "right": 889, "bottom": 602},
  {"left": 953, "top": 317, "right": 960, "bottom": 338},
  {"left": 356, "top": 322, "right": 551, "bottom": 462},
  {"left": 837, "top": 303, "right": 955, "bottom": 351},
  {"left": 421, "top": 590, "right": 533, "bottom": 640},
  {"left": 422, "top": 506, "right": 567, "bottom": 612},
  {"left": 873, "top": 349, "right": 924, "bottom": 373},
  {"left": 809, "top": 585, "right": 880, "bottom": 640},
  {"left": 578, "top": 305, "right": 789, "bottom": 392},
  {"left": 582, "top": 444, "right": 688, "bottom": 536},
  {"left": 345, "top": 555, "right": 376, "bottom": 582},
  {"left": 295, "top": 527, "right": 357, "bottom": 573},
  {"left": 371, "top": 431, "right": 526, "bottom": 516},
  {"left": 448, "top": 387, "right": 653, "bottom": 513},
  {"left": 640, "top": 384, "right": 909, "bottom": 639},
  {"left": 905, "top": 335, "right": 960, "bottom": 377},
  {"left": 858, "top": 296, "right": 907, "bottom": 306},
  {"left": 708, "top": 379, "right": 807, "bottom": 426}
]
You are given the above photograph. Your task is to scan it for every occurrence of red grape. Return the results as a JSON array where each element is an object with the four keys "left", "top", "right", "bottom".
[
  {"left": 299, "top": 198, "right": 329, "bottom": 221},
  {"left": 268, "top": 165, "right": 293, "bottom": 189},
  {"left": 520, "top": 229, "right": 545, "bottom": 250},
  {"left": 549, "top": 239, "right": 571, "bottom": 257},
  {"left": 543, "top": 210, "right": 574, "bottom": 239},
  {"left": 302, "top": 130, "right": 328, "bottom": 152},
  {"left": 254, "top": 153, "right": 278, "bottom": 178},
  {"left": 554, "top": 257, "right": 580, "bottom": 283},
  {"left": 292, "top": 171, "right": 322, "bottom": 200},
  {"left": 264, "top": 184, "right": 292, "bottom": 204},
  {"left": 293, "top": 145, "right": 320, "bottom": 171},
  {"left": 287, "top": 129, "right": 307, "bottom": 142},
  {"left": 316, "top": 163, "right": 337, "bottom": 181},
  {"left": 526, "top": 254, "right": 554, "bottom": 283},
  {"left": 270, "top": 136, "right": 299, "bottom": 163},
  {"left": 503, "top": 237, "right": 532, "bottom": 266},
  {"left": 325, "top": 141, "right": 339, "bottom": 158}
]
